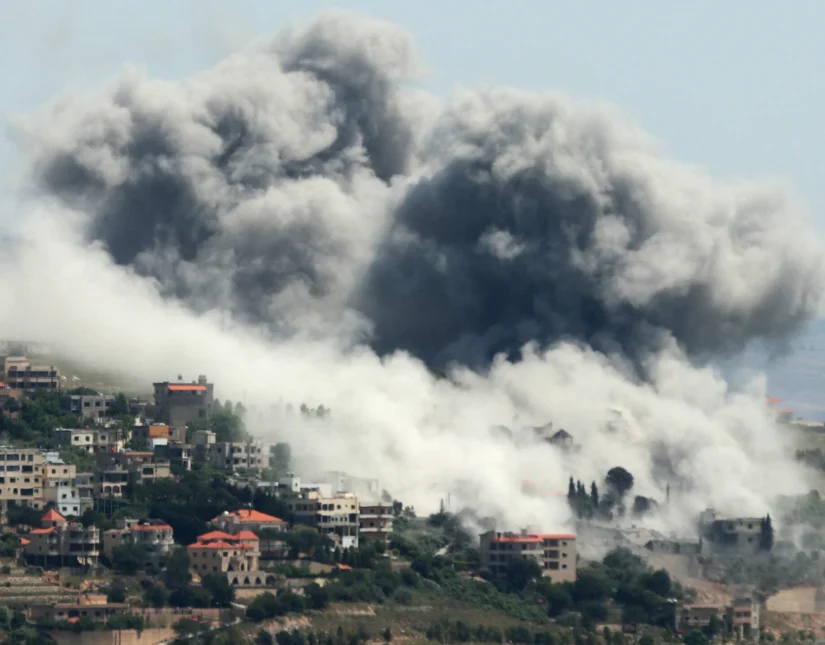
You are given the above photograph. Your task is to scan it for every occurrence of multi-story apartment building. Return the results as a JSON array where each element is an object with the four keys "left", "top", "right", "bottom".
[
  {"left": 27, "top": 594, "right": 129, "bottom": 623},
  {"left": 479, "top": 529, "right": 577, "bottom": 583},
  {"left": 43, "top": 454, "right": 77, "bottom": 488},
  {"left": 209, "top": 440, "right": 269, "bottom": 473},
  {"left": 2, "top": 357, "right": 60, "bottom": 391},
  {"left": 73, "top": 472, "right": 95, "bottom": 510},
  {"left": 53, "top": 428, "right": 127, "bottom": 454},
  {"left": 23, "top": 509, "right": 100, "bottom": 568},
  {"left": 286, "top": 491, "right": 359, "bottom": 549},
  {"left": 61, "top": 395, "right": 114, "bottom": 420},
  {"left": 102, "top": 518, "right": 175, "bottom": 568},
  {"left": 153, "top": 375, "right": 214, "bottom": 428},
  {"left": 188, "top": 530, "right": 262, "bottom": 584},
  {"left": 322, "top": 471, "right": 380, "bottom": 499},
  {"left": 131, "top": 424, "right": 170, "bottom": 450},
  {"left": 94, "top": 452, "right": 171, "bottom": 497},
  {"left": 699, "top": 510, "right": 767, "bottom": 554},
  {"left": 191, "top": 430, "right": 216, "bottom": 465},
  {"left": 94, "top": 465, "right": 130, "bottom": 498},
  {"left": 43, "top": 486, "right": 83, "bottom": 517},
  {"left": 677, "top": 597, "right": 759, "bottom": 641},
  {"left": 154, "top": 442, "right": 192, "bottom": 471},
  {"left": 54, "top": 429, "right": 97, "bottom": 453},
  {"left": 359, "top": 502, "right": 393, "bottom": 543},
  {"left": 0, "top": 447, "right": 45, "bottom": 517},
  {"left": 0, "top": 384, "right": 21, "bottom": 411}
]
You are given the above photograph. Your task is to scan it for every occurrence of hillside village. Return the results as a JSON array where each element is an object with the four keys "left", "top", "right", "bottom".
[{"left": 1, "top": 353, "right": 825, "bottom": 645}]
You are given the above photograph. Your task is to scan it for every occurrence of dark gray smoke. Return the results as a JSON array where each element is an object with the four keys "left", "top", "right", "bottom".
[{"left": 13, "top": 11, "right": 824, "bottom": 369}]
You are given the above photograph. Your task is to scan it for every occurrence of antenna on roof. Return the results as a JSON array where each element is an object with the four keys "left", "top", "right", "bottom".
[{"left": 177, "top": 374, "right": 183, "bottom": 381}]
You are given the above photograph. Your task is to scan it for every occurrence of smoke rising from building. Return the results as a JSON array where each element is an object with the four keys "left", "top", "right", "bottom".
[{"left": 2, "top": 11, "right": 823, "bottom": 534}]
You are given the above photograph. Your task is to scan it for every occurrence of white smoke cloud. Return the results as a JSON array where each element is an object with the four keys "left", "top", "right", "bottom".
[{"left": 0, "top": 10, "right": 822, "bottom": 540}]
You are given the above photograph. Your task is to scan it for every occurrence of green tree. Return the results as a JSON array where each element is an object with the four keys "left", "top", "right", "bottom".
[
  {"left": 162, "top": 547, "right": 192, "bottom": 590},
  {"left": 211, "top": 410, "right": 246, "bottom": 442},
  {"left": 111, "top": 543, "right": 147, "bottom": 575},
  {"left": 504, "top": 556, "right": 543, "bottom": 592},
  {"left": 605, "top": 467, "right": 634, "bottom": 498},
  {"left": 108, "top": 393, "right": 130, "bottom": 416},
  {"left": 305, "top": 583, "right": 329, "bottom": 610},
  {"left": 382, "top": 628, "right": 392, "bottom": 644},
  {"left": 105, "top": 579, "right": 127, "bottom": 603},
  {"left": 683, "top": 630, "right": 709, "bottom": 645},
  {"left": 201, "top": 573, "right": 236, "bottom": 607}
]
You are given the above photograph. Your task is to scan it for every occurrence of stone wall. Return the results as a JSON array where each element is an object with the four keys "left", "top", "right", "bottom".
[{"left": 48, "top": 628, "right": 176, "bottom": 645}]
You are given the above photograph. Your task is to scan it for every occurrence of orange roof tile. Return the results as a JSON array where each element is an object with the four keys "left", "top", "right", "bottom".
[
  {"left": 197, "top": 531, "right": 235, "bottom": 542},
  {"left": 168, "top": 384, "right": 207, "bottom": 392},
  {"left": 130, "top": 523, "right": 173, "bottom": 532},
  {"left": 211, "top": 508, "right": 285, "bottom": 524},
  {"left": 41, "top": 509, "right": 66, "bottom": 523},
  {"left": 336, "top": 564, "right": 353, "bottom": 570},
  {"left": 29, "top": 527, "right": 56, "bottom": 535},
  {"left": 235, "top": 530, "right": 259, "bottom": 541},
  {"left": 234, "top": 509, "right": 284, "bottom": 523},
  {"left": 20, "top": 538, "right": 30, "bottom": 546},
  {"left": 493, "top": 535, "right": 542, "bottom": 543},
  {"left": 188, "top": 540, "right": 237, "bottom": 549},
  {"left": 539, "top": 533, "right": 576, "bottom": 540}
]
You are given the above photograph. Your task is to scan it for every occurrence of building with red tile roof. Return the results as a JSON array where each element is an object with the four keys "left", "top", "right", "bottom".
[
  {"left": 24, "top": 514, "right": 100, "bottom": 569},
  {"left": 102, "top": 519, "right": 175, "bottom": 567},
  {"left": 211, "top": 508, "right": 287, "bottom": 534},
  {"left": 188, "top": 529, "right": 261, "bottom": 583},
  {"left": 480, "top": 529, "right": 577, "bottom": 583},
  {"left": 153, "top": 375, "right": 214, "bottom": 428}
]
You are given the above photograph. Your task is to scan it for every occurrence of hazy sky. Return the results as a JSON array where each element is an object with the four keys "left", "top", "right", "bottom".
[{"left": 0, "top": 0, "right": 823, "bottom": 233}]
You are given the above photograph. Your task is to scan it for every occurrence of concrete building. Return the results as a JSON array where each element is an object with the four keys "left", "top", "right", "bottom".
[
  {"left": 43, "top": 486, "right": 82, "bottom": 518},
  {"left": 131, "top": 424, "right": 170, "bottom": 449},
  {"left": 2, "top": 357, "right": 60, "bottom": 391},
  {"left": 359, "top": 502, "right": 393, "bottom": 543},
  {"left": 27, "top": 595, "right": 129, "bottom": 623},
  {"left": 479, "top": 529, "right": 577, "bottom": 583},
  {"left": 677, "top": 598, "right": 759, "bottom": 640},
  {"left": 322, "top": 471, "right": 380, "bottom": 499},
  {"left": 23, "top": 509, "right": 100, "bottom": 568},
  {"left": 103, "top": 519, "right": 175, "bottom": 568},
  {"left": 209, "top": 440, "right": 269, "bottom": 473},
  {"left": 53, "top": 428, "right": 97, "bottom": 453},
  {"left": 73, "top": 472, "right": 95, "bottom": 510},
  {"left": 97, "top": 451, "right": 172, "bottom": 489},
  {"left": 191, "top": 430, "right": 216, "bottom": 464},
  {"left": 286, "top": 491, "right": 359, "bottom": 549},
  {"left": 43, "top": 453, "right": 77, "bottom": 488},
  {"left": 42, "top": 455, "right": 89, "bottom": 516},
  {"left": 52, "top": 428, "right": 127, "bottom": 454},
  {"left": 155, "top": 442, "right": 192, "bottom": 471},
  {"left": 62, "top": 394, "right": 114, "bottom": 420},
  {"left": 278, "top": 473, "right": 332, "bottom": 497},
  {"left": 153, "top": 375, "right": 214, "bottom": 428},
  {"left": 0, "top": 447, "right": 45, "bottom": 517},
  {"left": 699, "top": 510, "right": 767, "bottom": 554}
]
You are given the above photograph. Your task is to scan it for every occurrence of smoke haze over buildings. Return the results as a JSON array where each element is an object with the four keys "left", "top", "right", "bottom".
[{"left": 1, "top": 10, "right": 823, "bottom": 535}]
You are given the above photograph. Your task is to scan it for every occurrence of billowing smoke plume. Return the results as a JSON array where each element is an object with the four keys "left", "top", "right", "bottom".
[{"left": 3, "top": 10, "right": 824, "bottom": 535}]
